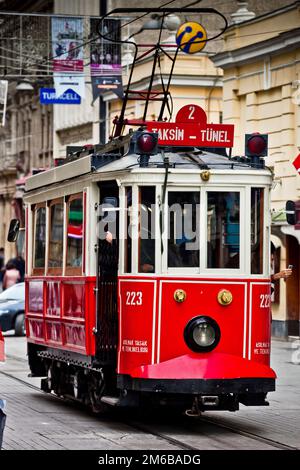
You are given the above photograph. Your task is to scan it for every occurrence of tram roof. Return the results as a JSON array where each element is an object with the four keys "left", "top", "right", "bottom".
[{"left": 26, "top": 148, "right": 272, "bottom": 192}]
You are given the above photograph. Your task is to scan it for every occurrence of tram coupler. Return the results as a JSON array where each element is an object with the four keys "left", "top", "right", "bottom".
[{"left": 186, "top": 395, "right": 239, "bottom": 415}]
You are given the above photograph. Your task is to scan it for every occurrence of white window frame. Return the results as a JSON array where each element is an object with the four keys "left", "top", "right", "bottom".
[
  {"left": 203, "top": 187, "right": 246, "bottom": 277},
  {"left": 163, "top": 186, "right": 202, "bottom": 275},
  {"left": 249, "top": 185, "right": 269, "bottom": 278}
]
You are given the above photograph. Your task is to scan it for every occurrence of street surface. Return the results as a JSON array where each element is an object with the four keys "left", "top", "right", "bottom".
[{"left": 0, "top": 333, "right": 300, "bottom": 450}]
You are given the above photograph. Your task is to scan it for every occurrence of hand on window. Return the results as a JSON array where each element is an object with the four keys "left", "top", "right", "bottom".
[{"left": 105, "top": 231, "right": 113, "bottom": 244}]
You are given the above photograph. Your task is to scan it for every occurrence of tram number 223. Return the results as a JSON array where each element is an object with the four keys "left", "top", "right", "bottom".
[
  {"left": 126, "top": 291, "right": 143, "bottom": 306},
  {"left": 260, "top": 294, "right": 271, "bottom": 308}
]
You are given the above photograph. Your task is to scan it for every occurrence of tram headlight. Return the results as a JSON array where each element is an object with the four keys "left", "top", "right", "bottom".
[{"left": 184, "top": 316, "right": 221, "bottom": 352}]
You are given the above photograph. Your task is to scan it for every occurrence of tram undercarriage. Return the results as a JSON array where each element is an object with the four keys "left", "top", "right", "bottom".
[{"left": 29, "top": 343, "right": 274, "bottom": 414}]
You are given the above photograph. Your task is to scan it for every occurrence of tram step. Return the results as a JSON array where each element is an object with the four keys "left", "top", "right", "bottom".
[{"left": 100, "top": 396, "right": 120, "bottom": 406}]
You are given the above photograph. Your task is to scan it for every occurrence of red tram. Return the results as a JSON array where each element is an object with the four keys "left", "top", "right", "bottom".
[
  {"left": 9, "top": 6, "right": 277, "bottom": 413},
  {"left": 17, "top": 124, "right": 275, "bottom": 413}
]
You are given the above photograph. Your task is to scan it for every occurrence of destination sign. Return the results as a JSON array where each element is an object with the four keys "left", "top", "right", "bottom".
[{"left": 146, "top": 121, "right": 234, "bottom": 147}]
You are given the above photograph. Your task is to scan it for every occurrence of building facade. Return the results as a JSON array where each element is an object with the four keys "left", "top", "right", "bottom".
[
  {"left": 52, "top": 0, "right": 291, "bottom": 157},
  {"left": 213, "top": 1, "right": 300, "bottom": 338}
]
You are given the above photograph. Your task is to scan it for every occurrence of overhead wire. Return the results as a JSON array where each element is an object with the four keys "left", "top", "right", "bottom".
[
  {"left": 0, "top": 0, "right": 296, "bottom": 78},
  {"left": 0, "top": 0, "right": 209, "bottom": 76}
]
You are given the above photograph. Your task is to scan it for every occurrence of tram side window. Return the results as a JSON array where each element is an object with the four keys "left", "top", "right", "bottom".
[
  {"left": 251, "top": 188, "right": 264, "bottom": 274},
  {"left": 66, "top": 195, "right": 83, "bottom": 271},
  {"left": 124, "top": 187, "right": 132, "bottom": 273},
  {"left": 33, "top": 205, "right": 46, "bottom": 270},
  {"left": 207, "top": 192, "right": 240, "bottom": 269},
  {"left": 168, "top": 192, "right": 200, "bottom": 268},
  {"left": 138, "top": 187, "right": 156, "bottom": 273},
  {"left": 48, "top": 199, "right": 64, "bottom": 271}
]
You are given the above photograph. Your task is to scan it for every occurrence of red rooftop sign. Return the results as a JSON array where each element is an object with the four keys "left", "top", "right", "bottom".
[{"left": 146, "top": 104, "right": 234, "bottom": 147}]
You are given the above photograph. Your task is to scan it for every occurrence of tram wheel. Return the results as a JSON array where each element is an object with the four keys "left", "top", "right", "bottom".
[{"left": 87, "top": 371, "right": 106, "bottom": 414}]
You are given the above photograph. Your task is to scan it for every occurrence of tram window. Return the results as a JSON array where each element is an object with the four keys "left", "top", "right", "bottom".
[
  {"left": 251, "top": 188, "right": 264, "bottom": 274},
  {"left": 48, "top": 199, "right": 64, "bottom": 271},
  {"left": 168, "top": 192, "right": 200, "bottom": 268},
  {"left": 33, "top": 205, "right": 46, "bottom": 270},
  {"left": 207, "top": 192, "right": 240, "bottom": 269},
  {"left": 138, "top": 186, "right": 156, "bottom": 273},
  {"left": 66, "top": 195, "right": 83, "bottom": 272},
  {"left": 124, "top": 187, "right": 132, "bottom": 273}
]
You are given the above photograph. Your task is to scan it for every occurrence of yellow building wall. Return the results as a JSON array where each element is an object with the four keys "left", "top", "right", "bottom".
[
  {"left": 224, "top": 7, "right": 300, "bottom": 51},
  {"left": 218, "top": 7, "right": 300, "bottom": 324}
]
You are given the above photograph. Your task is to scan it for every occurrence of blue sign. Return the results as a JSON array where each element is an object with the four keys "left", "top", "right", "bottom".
[{"left": 40, "top": 88, "right": 81, "bottom": 104}]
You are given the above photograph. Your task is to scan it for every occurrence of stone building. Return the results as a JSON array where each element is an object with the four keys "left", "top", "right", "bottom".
[{"left": 0, "top": 0, "right": 54, "bottom": 260}]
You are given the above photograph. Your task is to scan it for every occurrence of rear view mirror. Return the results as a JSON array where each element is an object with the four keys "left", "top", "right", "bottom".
[
  {"left": 286, "top": 200, "right": 296, "bottom": 225},
  {"left": 100, "top": 196, "right": 119, "bottom": 223},
  {"left": 102, "top": 196, "right": 118, "bottom": 208},
  {"left": 7, "top": 219, "right": 20, "bottom": 242}
]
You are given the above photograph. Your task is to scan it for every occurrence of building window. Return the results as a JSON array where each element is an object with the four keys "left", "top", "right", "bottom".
[
  {"left": 33, "top": 205, "right": 46, "bottom": 273},
  {"left": 66, "top": 195, "right": 83, "bottom": 274},
  {"left": 207, "top": 192, "right": 240, "bottom": 269},
  {"left": 168, "top": 191, "right": 200, "bottom": 268},
  {"left": 48, "top": 199, "right": 64, "bottom": 273}
]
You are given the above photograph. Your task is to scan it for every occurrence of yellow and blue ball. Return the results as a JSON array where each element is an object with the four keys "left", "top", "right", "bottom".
[{"left": 176, "top": 21, "right": 207, "bottom": 54}]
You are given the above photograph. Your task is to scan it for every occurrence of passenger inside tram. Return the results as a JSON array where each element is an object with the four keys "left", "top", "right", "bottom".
[
  {"left": 207, "top": 192, "right": 240, "bottom": 269},
  {"left": 168, "top": 191, "right": 200, "bottom": 268}
]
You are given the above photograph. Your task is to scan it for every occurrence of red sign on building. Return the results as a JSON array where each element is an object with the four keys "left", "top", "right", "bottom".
[{"left": 293, "top": 154, "right": 300, "bottom": 173}]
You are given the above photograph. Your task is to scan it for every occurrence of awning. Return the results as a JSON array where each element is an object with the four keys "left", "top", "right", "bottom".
[{"left": 281, "top": 225, "right": 300, "bottom": 244}]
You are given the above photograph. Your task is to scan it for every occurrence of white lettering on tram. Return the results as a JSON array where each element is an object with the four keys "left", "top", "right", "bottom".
[
  {"left": 121, "top": 338, "right": 148, "bottom": 353},
  {"left": 200, "top": 128, "right": 231, "bottom": 143},
  {"left": 151, "top": 127, "right": 185, "bottom": 141},
  {"left": 126, "top": 291, "right": 143, "bottom": 305}
]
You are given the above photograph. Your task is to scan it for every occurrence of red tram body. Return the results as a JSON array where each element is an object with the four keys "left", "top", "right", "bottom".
[
  {"left": 21, "top": 131, "right": 276, "bottom": 413},
  {"left": 17, "top": 6, "right": 276, "bottom": 413}
]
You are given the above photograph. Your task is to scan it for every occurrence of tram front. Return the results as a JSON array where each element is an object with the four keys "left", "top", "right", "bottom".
[{"left": 116, "top": 131, "right": 276, "bottom": 412}]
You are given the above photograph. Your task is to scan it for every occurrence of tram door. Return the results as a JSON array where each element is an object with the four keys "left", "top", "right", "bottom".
[{"left": 96, "top": 182, "right": 119, "bottom": 367}]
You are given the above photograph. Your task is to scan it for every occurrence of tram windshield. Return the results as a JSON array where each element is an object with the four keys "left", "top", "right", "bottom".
[
  {"left": 168, "top": 191, "right": 200, "bottom": 268},
  {"left": 139, "top": 186, "right": 156, "bottom": 273},
  {"left": 207, "top": 192, "right": 240, "bottom": 269}
]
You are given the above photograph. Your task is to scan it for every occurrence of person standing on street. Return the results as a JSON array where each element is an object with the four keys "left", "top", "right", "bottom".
[
  {"left": 270, "top": 242, "right": 292, "bottom": 299},
  {"left": 0, "top": 248, "right": 5, "bottom": 292},
  {"left": 0, "top": 328, "right": 6, "bottom": 450},
  {"left": 2, "top": 260, "right": 20, "bottom": 290},
  {"left": 12, "top": 255, "right": 25, "bottom": 282},
  {"left": 270, "top": 243, "right": 292, "bottom": 281}
]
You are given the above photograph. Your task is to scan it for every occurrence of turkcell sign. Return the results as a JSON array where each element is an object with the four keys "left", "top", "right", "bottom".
[
  {"left": 40, "top": 88, "right": 81, "bottom": 105},
  {"left": 147, "top": 122, "right": 234, "bottom": 147}
]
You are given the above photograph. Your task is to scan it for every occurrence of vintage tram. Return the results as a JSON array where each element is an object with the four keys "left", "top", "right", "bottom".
[
  {"left": 18, "top": 122, "right": 276, "bottom": 413},
  {"left": 10, "top": 6, "right": 277, "bottom": 413}
]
